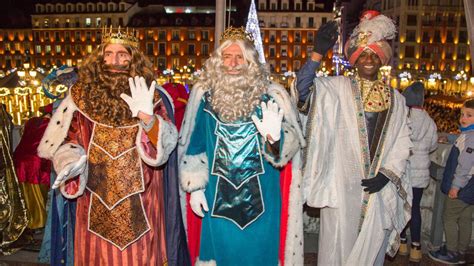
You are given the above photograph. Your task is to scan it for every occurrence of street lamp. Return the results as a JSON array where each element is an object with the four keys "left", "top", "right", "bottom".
[
  {"left": 454, "top": 70, "right": 468, "bottom": 96},
  {"left": 467, "top": 77, "right": 474, "bottom": 97},
  {"left": 399, "top": 71, "right": 412, "bottom": 89},
  {"left": 428, "top": 73, "right": 442, "bottom": 94}
]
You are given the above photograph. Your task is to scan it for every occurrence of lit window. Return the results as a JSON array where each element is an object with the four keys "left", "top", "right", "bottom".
[
  {"left": 172, "top": 43, "right": 179, "bottom": 55},
  {"left": 35, "top": 45, "right": 42, "bottom": 53},
  {"left": 202, "top": 44, "right": 209, "bottom": 55},
  {"left": 85, "top": 18, "right": 91, "bottom": 27},
  {"left": 159, "top": 43, "right": 166, "bottom": 54},
  {"left": 201, "top": 31, "right": 209, "bottom": 40},
  {"left": 158, "top": 58, "right": 166, "bottom": 69},
  {"left": 56, "top": 45, "right": 61, "bottom": 53},
  {"left": 86, "top": 45, "right": 92, "bottom": 53},
  {"left": 172, "top": 58, "right": 179, "bottom": 68}
]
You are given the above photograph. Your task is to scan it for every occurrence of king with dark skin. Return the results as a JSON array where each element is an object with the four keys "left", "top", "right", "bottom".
[
  {"left": 310, "top": 40, "right": 382, "bottom": 81},
  {"left": 354, "top": 50, "right": 383, "bottom": 81}
]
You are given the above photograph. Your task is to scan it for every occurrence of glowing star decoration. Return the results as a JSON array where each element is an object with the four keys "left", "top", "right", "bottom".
[{"left": 245, "top": 0, "right": 265, "bottom": 64}]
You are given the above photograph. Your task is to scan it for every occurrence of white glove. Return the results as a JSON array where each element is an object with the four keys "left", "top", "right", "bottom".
[
  {"left": 120, "top": 76, "right": 156, "bottom": 117},
  {"left": 52, "top": 155, "right": 87, "bottom": 189},
  {"left": 190, "top": 190, "right": 209, "bottom": 218},
  {"left": 251, "top": 100, "right": 284, "bottom": 144}
]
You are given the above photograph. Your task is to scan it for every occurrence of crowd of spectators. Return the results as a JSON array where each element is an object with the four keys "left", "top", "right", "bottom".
[{"left": 424, "top": 97, "right": 463, "bottom": 134}]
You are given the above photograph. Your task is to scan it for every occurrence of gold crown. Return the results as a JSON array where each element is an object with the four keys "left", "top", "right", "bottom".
[
  {"left": 220, "top": 27, "right": 254, "bottom": 43},
  {"left": 101, "top": 25, "right": 139, "bottom": 48}
]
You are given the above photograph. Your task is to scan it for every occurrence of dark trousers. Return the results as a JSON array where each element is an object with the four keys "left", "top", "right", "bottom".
[{"left": 401, "top": 187, "right": 424, "bottom": 243}]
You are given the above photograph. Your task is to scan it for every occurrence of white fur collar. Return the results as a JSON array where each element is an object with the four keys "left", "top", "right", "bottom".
[{"left": 178, "top": 82, "right": 305, "bottom": 160}]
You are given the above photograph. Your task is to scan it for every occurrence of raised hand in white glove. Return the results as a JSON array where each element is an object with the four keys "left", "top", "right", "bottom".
[
  {"left": 251, "top": 100, "right": 284, "bottom": 144},
  {"left": 190, "top": 190, "right": 209, "bottom": 218},
  {"left": 120, "top": 76, "right": 156, "bottom": 117},
  {"left": 52, "top": 155, "right": 87, "bottom": 189}
]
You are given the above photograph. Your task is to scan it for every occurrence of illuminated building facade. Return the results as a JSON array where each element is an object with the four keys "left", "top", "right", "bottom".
[
  {"left": 382, "top": 0, "right": 472, "bottom": 92},
  {"left": 0, "top": 29, "right": 34, "bottom": 69},
  {"left": 0, "top": 0, "right": 221, "bottom": 72},
  {"left": 1, "top": 0, "right": 332, "bottom": 76},
  {"left": 257, "top": 0, "right": 333, "bottom": 73}
]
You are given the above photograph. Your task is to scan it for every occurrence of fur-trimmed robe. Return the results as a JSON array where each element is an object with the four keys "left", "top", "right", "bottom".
[
  {"left": 38, "top": 86, "right": 190, "bottom": 265},
  {"left": 178, "top": 82, "right": 305, "bottom": 266}
]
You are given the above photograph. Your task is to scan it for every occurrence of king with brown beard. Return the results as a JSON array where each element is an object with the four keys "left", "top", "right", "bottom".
[
  {"left": 38, "top": 27, "right": 190, "bottom": 266},
  {"left": 178, "top": 27, "right": 306, "bottom": 265}
]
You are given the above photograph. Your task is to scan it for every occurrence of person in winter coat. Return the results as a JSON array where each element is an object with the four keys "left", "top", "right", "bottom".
[
  {"left": 429, "top": 99, "right": 474, "bottom": 265},
  {"left": 399, "top": 82, "right": 438, "bottom": 262}
]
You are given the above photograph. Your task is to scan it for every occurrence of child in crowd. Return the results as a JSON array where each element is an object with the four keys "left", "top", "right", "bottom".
[
  {"left": 399, "top": 82, "right": 438, "bottom": 262},
  {"left": 429, "top": 99, "right": 474, "bottom": 264}
]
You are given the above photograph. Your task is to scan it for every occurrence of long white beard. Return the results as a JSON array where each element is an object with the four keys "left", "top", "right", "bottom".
[{"left": 209, "top": 67, "right": 264, "bottom": 123}]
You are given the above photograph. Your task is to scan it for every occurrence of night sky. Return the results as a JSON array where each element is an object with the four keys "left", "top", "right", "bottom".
[{"left": 2, "top": 0, "right": 338, "bottom": 28}]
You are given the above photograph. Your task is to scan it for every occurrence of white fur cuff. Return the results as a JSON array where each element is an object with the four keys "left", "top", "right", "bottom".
[
  {"left": 262, "top": 122, "right": 300, "bottom": 168},
  {"left": 52, "top": 143, "right": 85, "bottom": 174},
  {"left": 195, "top": 258, "right": 216, "bottom": 266},
  {"left": 52, "top": 143, "right": 87, "bottom": 199},
  {"left": 136, "top": 115, "right": 178, "bottom": 167},
  {"left": 180, "top": 153, "right": 209, "bottom": 192}
]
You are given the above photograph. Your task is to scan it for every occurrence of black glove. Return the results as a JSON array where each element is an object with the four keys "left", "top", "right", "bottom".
[
  {"left": 361, "top": 173, "right": 390, "bottom": 194},
  {"left": 313, "top": 21, "right": 339, "bottom": 56}
]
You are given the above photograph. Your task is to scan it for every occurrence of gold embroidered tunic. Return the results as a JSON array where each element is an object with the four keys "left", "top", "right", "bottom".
[{"left": 67, "top": 84, "right": 168, "bottom": 265}]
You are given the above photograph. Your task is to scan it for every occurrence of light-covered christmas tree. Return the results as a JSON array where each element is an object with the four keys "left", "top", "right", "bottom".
[{"left": 246, "top": 0, "right": 265, "bottom": 64}]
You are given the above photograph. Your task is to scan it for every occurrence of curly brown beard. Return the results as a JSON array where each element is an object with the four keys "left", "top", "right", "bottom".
[
  {"left": 79, "top": 63, "right": 135, "bottom": 126},
  {"left": 75, "top": 44, "right": 155, "bottom": 126}
]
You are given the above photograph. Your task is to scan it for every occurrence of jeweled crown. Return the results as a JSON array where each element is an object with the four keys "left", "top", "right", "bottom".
[
  {"left": 101, "top": 25, "right": 139, "bottom": 48},
  {"left": 220, "top": 27, "right": 254, "bottom": 43}
]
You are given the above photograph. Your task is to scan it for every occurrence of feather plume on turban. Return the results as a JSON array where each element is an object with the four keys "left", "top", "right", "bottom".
[{"left": 344, "top": 10, "right": 397, "bottom": 66}]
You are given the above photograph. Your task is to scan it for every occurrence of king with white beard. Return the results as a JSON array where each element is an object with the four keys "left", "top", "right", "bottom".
[{"left": 178, "top": 27, "right": 306, "bottom": 266}]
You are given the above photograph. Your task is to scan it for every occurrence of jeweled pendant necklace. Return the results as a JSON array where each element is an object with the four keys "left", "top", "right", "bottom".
[{"left": 355, "top": 74, "right": 390, "bottom": 112}]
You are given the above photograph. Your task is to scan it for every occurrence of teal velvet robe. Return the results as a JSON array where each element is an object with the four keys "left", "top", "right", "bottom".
[{"left": 185, "top": 95, "right": 282, "bottom": 265}]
